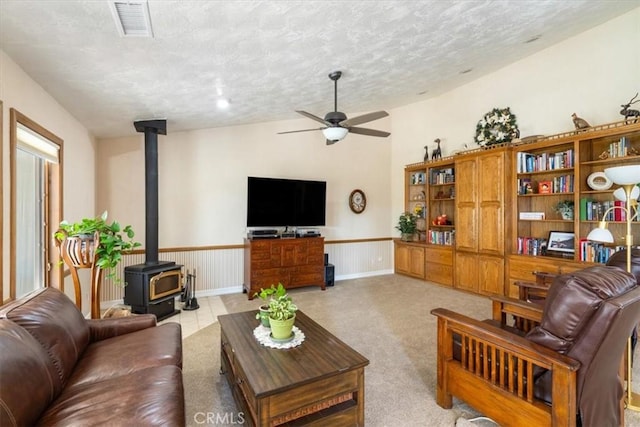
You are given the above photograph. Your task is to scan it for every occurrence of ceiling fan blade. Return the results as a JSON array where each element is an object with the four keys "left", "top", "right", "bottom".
[
  {"left": 296, "top": 110, "right": 330, "bottom": 126},
  {"left": 326, "top": 139, "right": 340, "bottom": 146},
  {"left": 341, "top": 111, "right": 388, "bottom": 127},
  {"left": 277, "top": 127, "right": 325, "bottom": 135},
  {"left": 348, "top": 127, "right": 391, "bottom": 138}
]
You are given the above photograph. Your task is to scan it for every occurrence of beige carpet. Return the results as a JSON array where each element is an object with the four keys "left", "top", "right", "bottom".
[{"left": 182, "top": 274, "right": 640, "bottom": 426}]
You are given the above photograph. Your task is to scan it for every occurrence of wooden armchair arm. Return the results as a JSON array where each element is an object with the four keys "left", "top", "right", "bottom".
[
  {"left": 491, "top": 295, "right": 544, "bottom": 334},
  {"left": 515, "top": 271, "right": 556, "bottom": 303},
  {"left": 430, "top": 307, "right": 579, "bottom": 427},
  {"left": 514, "top": 280, "right": 549, "bottom": 291}
]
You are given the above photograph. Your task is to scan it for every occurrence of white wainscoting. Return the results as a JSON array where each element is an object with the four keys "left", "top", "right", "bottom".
[{"left": 101, "top": 238, "right": 393, "bottom": 307}]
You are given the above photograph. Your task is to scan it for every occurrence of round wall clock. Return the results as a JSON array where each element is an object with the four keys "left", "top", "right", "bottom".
[{"left": 349, "top": 189, "right": 366, "bottom": 214}]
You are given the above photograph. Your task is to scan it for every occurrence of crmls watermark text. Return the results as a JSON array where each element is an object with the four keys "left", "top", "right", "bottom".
[{"left": 194, "top": 412, "right": 245, "bottom": 425}]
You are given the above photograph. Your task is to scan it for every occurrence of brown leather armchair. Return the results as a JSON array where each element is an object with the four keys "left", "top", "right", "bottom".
[{"left": 431, "top": 266, "right": 640, "bottom": 427}]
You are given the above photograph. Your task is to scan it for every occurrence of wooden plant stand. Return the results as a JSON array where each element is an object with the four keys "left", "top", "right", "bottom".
[{"left": 56, "top": 230, "right": 104, "bottom": 319}]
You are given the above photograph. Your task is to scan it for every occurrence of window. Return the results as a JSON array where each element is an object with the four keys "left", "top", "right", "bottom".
[{"left": 10, "top": 109, "right": 63, "bottom": 301}]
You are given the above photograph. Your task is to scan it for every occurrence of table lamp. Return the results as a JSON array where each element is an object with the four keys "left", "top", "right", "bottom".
[{"left": 586, "top": 163, "right": 640, "bottom": 410}]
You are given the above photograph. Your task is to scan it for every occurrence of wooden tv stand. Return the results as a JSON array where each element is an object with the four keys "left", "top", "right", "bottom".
[{"left": 243, "top": 237, "right": 325, "bottom": 299}]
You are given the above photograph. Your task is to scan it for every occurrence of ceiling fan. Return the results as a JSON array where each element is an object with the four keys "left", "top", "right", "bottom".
[{"left": 278, "top": 71, "right": 390, "bottom": 145}]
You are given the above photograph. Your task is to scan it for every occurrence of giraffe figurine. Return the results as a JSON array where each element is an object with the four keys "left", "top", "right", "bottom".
[
  {"left": 423, "top": 145, "right": 429, "bottom": 162},
  {"left": 431, "top": 138, "right": 442, "bottom": 160}
]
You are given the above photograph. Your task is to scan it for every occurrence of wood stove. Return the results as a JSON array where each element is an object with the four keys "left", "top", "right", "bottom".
[
  {"left": 124, "top": 119, "right": 182, "bottom": 320},
  {"left": 124, "top": 262, "right": 181, "bottom": 319}
]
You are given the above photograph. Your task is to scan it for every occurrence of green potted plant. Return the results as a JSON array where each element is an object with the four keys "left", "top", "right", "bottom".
[
  {"left": 54, "top": 211, "right": 140, "bottom": 283},
  {"left": 396, "top": 212, "right": 418, "bottom": 241},
  {"left": 254, "top": 283, "right": 287, "bottom": 328},
  {"left": 554, "top": 200, "right": 575, "bottom": 220},
  {"left": 256, "top": 283, "right": 297, "bottom": 340}
]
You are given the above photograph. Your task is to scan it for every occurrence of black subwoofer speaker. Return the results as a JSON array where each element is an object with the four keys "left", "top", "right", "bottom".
[{"left": 325, "top": 264, "right": 335, "bottom": 287}]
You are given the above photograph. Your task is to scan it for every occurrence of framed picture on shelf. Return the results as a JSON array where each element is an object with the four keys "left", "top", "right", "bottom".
[
  {"left": 538, "top": 180, "right": 552, "bottom": 194},
  {"left": 547, "top": 231, "right": 575, "bottom": 254}
]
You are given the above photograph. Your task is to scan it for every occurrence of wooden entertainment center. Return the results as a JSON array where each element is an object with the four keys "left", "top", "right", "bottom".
[
  {"left": 396, "top": 120, "right": 640, "bottom": 298},
  {"left": 243, "top": 237, "right": 325, "bottom": 299}
]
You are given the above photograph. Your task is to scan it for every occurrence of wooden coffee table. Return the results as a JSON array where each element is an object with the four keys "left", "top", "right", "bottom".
[{"left": 219, "top": 310, "right": 369, "bottom": 426}]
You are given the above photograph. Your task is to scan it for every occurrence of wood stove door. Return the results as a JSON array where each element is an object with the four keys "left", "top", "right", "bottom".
[{"left": 149, "top": 270, "right": 182, "bottom": 300}]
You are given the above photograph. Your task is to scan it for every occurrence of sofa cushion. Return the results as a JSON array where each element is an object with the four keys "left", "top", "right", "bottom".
[
  {"left": 0, "top": 320, "right": 59, "bottom": 426},
  {"left": 66, "top": 322, "right": 182, "bottom": 388},
  {"left": 37, "top": 365, "right": 185, "bottom": 426},
  {"left": 0, "top": 288, "right": 90, "bottom": 387}
]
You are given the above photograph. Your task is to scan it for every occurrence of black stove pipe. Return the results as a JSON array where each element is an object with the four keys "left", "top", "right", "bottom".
[{"left": 134, "top": 119, "right": 167, "bottom": 265}]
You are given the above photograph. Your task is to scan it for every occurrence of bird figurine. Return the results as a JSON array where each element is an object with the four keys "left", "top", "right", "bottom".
[{"left": 571, "top": 113, "right": 591, "bottom": 130}]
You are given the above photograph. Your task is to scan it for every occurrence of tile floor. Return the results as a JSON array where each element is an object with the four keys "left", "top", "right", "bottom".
[{"left": 158, "top": 296, "right": 228, "bottom": 339}]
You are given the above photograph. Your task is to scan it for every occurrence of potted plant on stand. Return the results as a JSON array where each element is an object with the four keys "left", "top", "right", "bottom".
[
  {"left": 53, "top": 211, "right": 140, "bottom": 318},
  {"left": 262, "top": 284, "right": 298, "bottom": 340},
  {"left": 396, "top": 212, "right": 418, "bottom": 241},
  {"left": 554, "top": 200, "right": 575, "bottom": 220}
]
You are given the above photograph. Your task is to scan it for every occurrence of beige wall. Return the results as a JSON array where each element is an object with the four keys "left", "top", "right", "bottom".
[
  {"left": 97, "top": 117, "right": 392, "bottom": 247},
  {"left": 390, "top": 8, "right": 640, "bottom": 225},
  {"left": 0, "top": 50, "right": 97, "bottom": 306}
]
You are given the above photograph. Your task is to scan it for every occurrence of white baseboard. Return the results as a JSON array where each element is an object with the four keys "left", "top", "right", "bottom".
[{"left": 335, "top": 269, "right": 393, "bottom": 281}]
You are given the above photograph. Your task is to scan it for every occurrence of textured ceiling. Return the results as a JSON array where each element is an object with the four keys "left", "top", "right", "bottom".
[{"left": 1, "top": 1, "right": 638, "bottom": 139}]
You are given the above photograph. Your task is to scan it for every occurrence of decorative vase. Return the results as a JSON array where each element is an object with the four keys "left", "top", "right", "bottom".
[
  {"left": 561, "top": 211, "right": 574, "bottom": 220},
  {"left": 401, "top": 233, "right": 414, "bottom": 242},
  {"left": 258, "top": 305, "right": 270, "bottom": 328},
  {"left": 269, "top": 315, "right": 295, "bottom": 340}
]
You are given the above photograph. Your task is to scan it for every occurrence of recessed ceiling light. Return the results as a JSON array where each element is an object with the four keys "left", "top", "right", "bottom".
[
  {"left": 460, "top": 68, "right": 473, "bottom": 74},
  {"left": 216, "top": 98, "right": 230, "bottom": 109}
]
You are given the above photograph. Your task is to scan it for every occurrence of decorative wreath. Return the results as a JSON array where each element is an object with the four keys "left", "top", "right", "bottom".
[{"left": 474, "top": 107, "right": 519, "bottom": 147}]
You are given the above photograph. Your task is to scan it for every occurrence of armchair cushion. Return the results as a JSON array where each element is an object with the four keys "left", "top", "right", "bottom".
[
  {"left": 607, "top": 248, "right": 640, "bottom": 285},
  {"left": 526, "top": 266, "right": 635, "bottom": 353}
]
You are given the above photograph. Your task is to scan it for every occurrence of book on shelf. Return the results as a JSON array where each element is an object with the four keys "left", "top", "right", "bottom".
[
  {"left": 519, "top": 212, "right": 546, "bottom": 220},
  {"left": 580, "top": 199, "right": 636, "bottom": 222},
  {"left": 428, "top": 229, "right": 455, "bottom": 245},
  {"left": 517, "top": 237, "right": 547, "bottom": 256},
  {"left": 429, "top": 168, "right": 455, "bottom": 185},
  {"left": 608, "top": 137, "right": 630, "bottom": 158},
  {"left": 516, "top": 148, "right": 574, "bottom": 173}
]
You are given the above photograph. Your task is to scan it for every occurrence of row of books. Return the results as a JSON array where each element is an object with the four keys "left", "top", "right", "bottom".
[
  {"left": 428, "top": 230, "right": 455, "bottom": 245},
  {"left": 606, "top": 137, "right": 633, "bottom": 158},
  {"left": 410, "top": 172, "right": 426, "bottom": 185},
  {"left": 516, "top": 175, "right": 574, "bottom": 194},
  {"left": 577, "top": 239, "right": 623, "bottom": 263},
  {"left": 430, "top": 168, "right": 455, "bottom": 185},
  {"left": 516, "top": 149, "right": 574, "bottom": 173},
  {"left": 549, "top": 175, "right": 574, "bottom": 193},
  {"left": 579, "top": 199, "right": 637, "bottom": 221},
  {"left": 516, "top": 237, "right": 547, "bottom": 256}
]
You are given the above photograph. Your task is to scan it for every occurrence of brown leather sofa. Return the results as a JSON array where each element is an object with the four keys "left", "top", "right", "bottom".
[{"left": 0, "top": 287, "right": 185, "bottom": 426}]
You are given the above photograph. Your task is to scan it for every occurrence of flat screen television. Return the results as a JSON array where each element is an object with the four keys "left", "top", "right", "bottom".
[{"left": 247, "top": 177, "right": 326, "bottom": 227}]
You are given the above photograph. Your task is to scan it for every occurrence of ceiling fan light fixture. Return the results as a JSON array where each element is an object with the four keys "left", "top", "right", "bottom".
[{"left": 322, "top": 127, "right": 348, "bottom": 142}]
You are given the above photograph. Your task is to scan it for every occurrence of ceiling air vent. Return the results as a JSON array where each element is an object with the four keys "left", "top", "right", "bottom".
[{"left": 109, "top": 1, "right": 154, "bottom": 37}]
